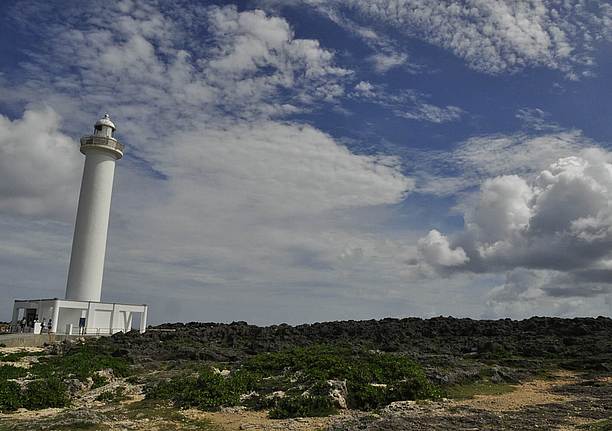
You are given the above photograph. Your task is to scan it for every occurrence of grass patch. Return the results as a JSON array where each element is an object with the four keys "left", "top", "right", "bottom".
[
  {"left": 446, "top": 382, "right": 516, "bottom": 400},
  {"left": 146, "top": 345, "right": 440, "bottom": 415},
  {"left": 30, "top": 345, "right": 132, "bottom": 381},
  {"left": 96, "top": 386, "right": 129, "bottom": 403},
  {"left": 0, "top": 351, "right": 45, "bottom": 362},
  {"left": 0, "top": 408, "right": 109, "bottom": 430},
  {"left": 91, "top": 374, "right": 108, "bottom": 389},
  {"left": 146, "top": 368, "right": 257, "bottom": 410},
  {"left": 0, "top": 365, "right": 27, "bottom": 381},
  {"left": 0, "top": 377, "right": 70, "bottom": 412},
  {"left": 269, "top": 395, "right": 337, "bottom": 419},
  {"left": 579, "top": 419, "right": 612, "bottom": 431},
  {"left": 22, "top": 377, "right": 70, "bottom": 409},
  {"left": 0, "top": 381, "right": 22, "bottom": 412},
  {"left": 120, "top": 399, "right": 220, "bottom": 429}
]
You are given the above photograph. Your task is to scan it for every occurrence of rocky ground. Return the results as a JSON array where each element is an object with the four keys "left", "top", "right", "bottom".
[{"left": 0, "top": 316, "right": 611, "bottom": 430}]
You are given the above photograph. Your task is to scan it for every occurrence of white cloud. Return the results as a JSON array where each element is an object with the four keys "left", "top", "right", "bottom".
[
  {"left": 310, "top": 0, "right": 612, "bottom": 77},
  {"left": 163, "top": 121, "right": 411, "bottom": 216},
  {"left": 0, "top": 108, "right": 81, "bottom": 219},
  {"left": 350, "top": 83, "right": 465, "bottom": 123},
  {"left": 354, "top": 80, "right": 375, "bottom": 95},
  {"left": 395, "top": 103, "right": 464, "bottom": 124},
  {"left": 484, "top": 268, "right": 612, "bottom": 319},
  {"left": 419, "top": 148, "right": 612, "bottom": 303},
  {"left": 414, "top": 130, "right": 591, "bottom": 195},
  {"left": 515, "top": 107, "right": 560, "bottom": 131},
  {"left": 304, "top": 3, "right": 418, "bottom": 74},
  {"left": 468, "top": 175, "right": 532, "bottom": 244},
  {"left": 368, "top": 52, "right": 409, "bottom": 73},
  {"left": 417, "top": 229, "right": 469, "bottom": 267}
]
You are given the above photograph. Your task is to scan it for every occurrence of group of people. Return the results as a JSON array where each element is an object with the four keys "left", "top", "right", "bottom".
[{"left": 16, "top": 317, "right": 53, "bottom": 333}]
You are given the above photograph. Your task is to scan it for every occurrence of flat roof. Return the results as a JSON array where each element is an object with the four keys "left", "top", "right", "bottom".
[{"left": 13, "top": 298, "right": 147, "bottom": 307}]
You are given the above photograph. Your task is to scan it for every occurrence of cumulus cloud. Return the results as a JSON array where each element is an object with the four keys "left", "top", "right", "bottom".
[
  {"left": 0, "top": 108, "right": 80, "bottom": 219},
  {"left": 484, "top": 268, "right": 612, "bottom": 319},
  {"left": 419, "top": 148, "right": 612, "bottom": 302},
  {"left": 308, "top": 0, "right": 612, "bottom": 77},
  {"left": 417, "top": 230, "right": 469, "bottom": 267}
]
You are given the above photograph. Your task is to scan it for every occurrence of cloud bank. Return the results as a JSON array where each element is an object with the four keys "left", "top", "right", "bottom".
[
  {"left": 418, "top": 148, "right": 612, "bottom": 312},
  {"left": 308, "top": 0, "right": 612, "bottom": 78}
]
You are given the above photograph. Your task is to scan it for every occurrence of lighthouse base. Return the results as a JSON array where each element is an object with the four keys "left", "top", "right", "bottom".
[{"left": 9, "top": 299, "right": 148, "bottom": 336}]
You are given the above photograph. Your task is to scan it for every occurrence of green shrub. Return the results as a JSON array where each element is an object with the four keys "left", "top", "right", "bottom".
[
  {"left": 346, "top": 382, "right": 388, "bottom": 410},
  {"left": 91, "top": 374, "right": 108, "bottom": 389},
  {"left": 0, "top": 351, "right": 45, "bottom": 362},
  {"left": 269, "top": 395, "right": 337, "bottom": 419},
  {"left": 0, "top": 380, "right": 23, "bottom": 411},
  {"left": 146, "top": 346, "right": 439, "bottom": 415},
  {"left": 31, "top": 346, "right": 131, "bottom": 381},
  {"left": 23, "top": 378, "right": 70, "bottom": 409},
  {"left": 146, "top": 368, "right": 259, "bottom": 410},
  {"left": 245, "top": 345, "right": 439, "bottom": 411},
  {"left": 0, "top": 364, "right": 28, "bottom": 381},
  {"left": 96, "top": 386, "right": 128, "bottom": 403},
  {"left": 243, "top": 345, "right": 430, "bottom": 387}
]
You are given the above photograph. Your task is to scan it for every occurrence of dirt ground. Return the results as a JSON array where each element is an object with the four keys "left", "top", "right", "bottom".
[
  {"left": 1, "top": 350, "right": 610, "bottom": 431},
  {"left": 179, "top": 371, "right": 611, "bottom": 431}
]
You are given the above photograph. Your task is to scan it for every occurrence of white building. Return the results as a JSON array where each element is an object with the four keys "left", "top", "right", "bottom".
[{"left": 10, "top": 114, "right": 148, "bottom": 336}]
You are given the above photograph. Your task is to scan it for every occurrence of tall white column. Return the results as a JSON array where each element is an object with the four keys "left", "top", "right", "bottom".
[
  {"left": 139, "top": 305, "right": 148, "bottom": 334},
  {"left": 11, "top": 304, "right": 20, "bottom": 333},
  {"left": 51, "top": 301, "right": 60, "bottom": 334},
  {"left": 65, "top": 114, "right": 123, "bottom": 302}
]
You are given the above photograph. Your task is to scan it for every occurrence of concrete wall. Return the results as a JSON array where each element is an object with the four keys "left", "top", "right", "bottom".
[{"left": 0, "top": 333, "right": 100, "bottom": 348}]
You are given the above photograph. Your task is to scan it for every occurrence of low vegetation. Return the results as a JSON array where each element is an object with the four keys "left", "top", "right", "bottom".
[
  {"left": 145, "top": 345, "right": 440, "bottom": 417},
  {"left": 0, "top": 377, "right": 69, "bottom": 412},
  {"left": 0, "top": 345, "right": 130, "bottom": 412},
  {"left": 96, "top": 386, "right": 129, "bottom": 403},
  {"left": 0, "top": 365, "right": 27, "bottom": 380},
  {"left": 0, "top": 351, "right": 45, "bottom": 362},
  {"left": 445, "top": 382, "right": 516, "bottom": 400},
  {"left": 30, "top": 345, "right": 131, "bottom": 381},
  {"left": 579, "top": 419, "right": 612, "bottom": 431}
]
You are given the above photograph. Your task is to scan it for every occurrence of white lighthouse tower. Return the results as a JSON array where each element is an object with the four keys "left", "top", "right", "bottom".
[
  {"left": 66, "top": 113, "right": 123, "bottom": 302},
  {"left": 10, "top": 114, "right": 148, "bottom": 337}
]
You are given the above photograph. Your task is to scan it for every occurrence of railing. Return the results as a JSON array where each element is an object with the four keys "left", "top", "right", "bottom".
[
  {"left": 80, "top": 136, "right": 124, "bottom": 153},
  {"left": 60, "top": 327, "right": 126, "bottom": 336}
]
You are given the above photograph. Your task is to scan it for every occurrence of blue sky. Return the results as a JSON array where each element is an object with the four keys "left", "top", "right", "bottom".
[{"left": 1, "top": 0, "right": 612, "bottom": 323}]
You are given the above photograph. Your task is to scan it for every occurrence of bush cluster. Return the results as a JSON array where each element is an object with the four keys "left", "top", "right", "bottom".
[
  {"left": 0, "top": 351, "right": 45, "bottom": 362},
  {"left": 146, "top": 345, "right": 439, "bottom": 416},
  {"left": 243, "top": 345, "right": 440, "bottom": 410},
  {"left": 30, "top": 346, "right": 132, "bottom": 381},
  {"left": 0, "top": 365, "right": 27, "bottom": 380},
  {"left": 96, "top": 386, "right": 128, "bottom": 403},
  {"left": 146, "top": 368, "right": 258, "bottom": 410},
  {"left": 0, "top": 345, "right": 132, "bottom": 412},
  {"left": 0, "top": 378, "right": 69, "bottom": 412}
]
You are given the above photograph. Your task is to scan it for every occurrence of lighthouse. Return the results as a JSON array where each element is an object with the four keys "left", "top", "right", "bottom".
[
  {"left": 66, "top": 114, "right": 123, "bottom": 302},
  {"left": 9, "top": 114, "right": 148, "bottom": 337}
]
